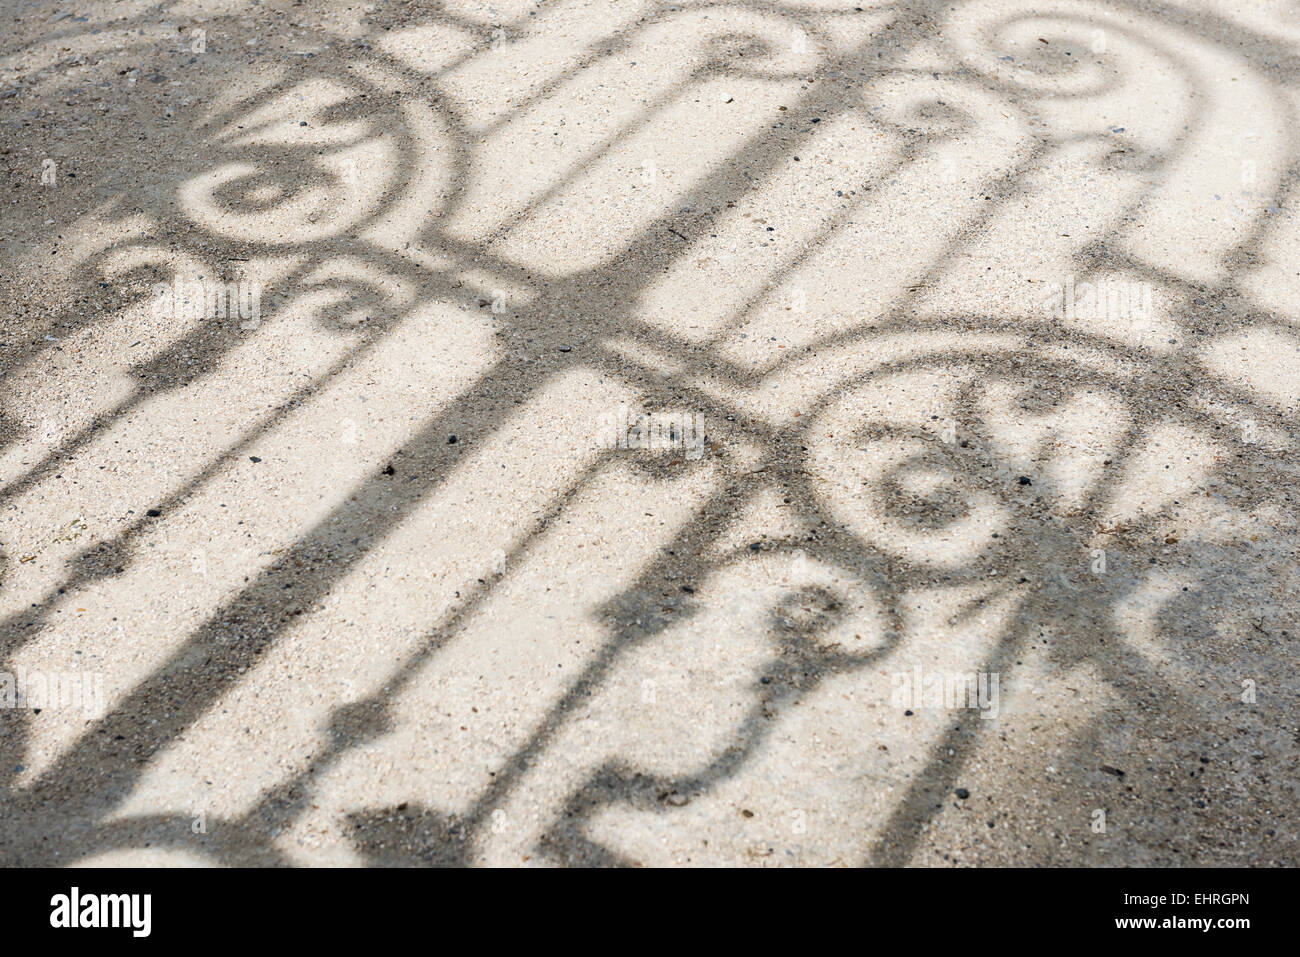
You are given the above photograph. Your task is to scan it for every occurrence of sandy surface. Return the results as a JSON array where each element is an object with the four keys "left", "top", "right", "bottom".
[{"left": 0, "top": 0, "right": 1296, "bottom": 866}]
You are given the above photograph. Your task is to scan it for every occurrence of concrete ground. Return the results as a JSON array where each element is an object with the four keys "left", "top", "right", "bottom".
[{"left": 0, "top": 0, "right": 1296, "bottom": 866}]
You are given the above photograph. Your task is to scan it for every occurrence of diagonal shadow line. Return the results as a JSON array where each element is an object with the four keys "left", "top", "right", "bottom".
[
  {"left": 10, "top": 351, "right": 554, "bottom": 818},
  {"left": 23, "top": 448, "right": 629, "bottom": 864},
  {"left": 0, "top": 248, "right": 522, "bottom": 648},
  {"left": 0, "top": 222, "right": 542, "bottom": 511}
]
